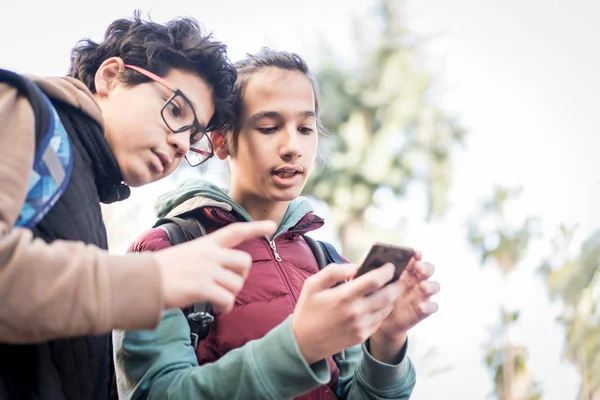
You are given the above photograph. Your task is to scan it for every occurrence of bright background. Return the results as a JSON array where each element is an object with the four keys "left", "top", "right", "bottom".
[{"left": 2, "top": 1, "right": 598, "bottom": 398}]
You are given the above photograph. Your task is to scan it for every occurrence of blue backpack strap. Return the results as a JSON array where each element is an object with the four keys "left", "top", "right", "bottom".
[
  {"left": 318, "top": 240, "right": 345, "bottom": 265},
  {"left": 16, "top": 96, "right": 73, "bottom": 228},
  {"left": 0, "top": 69, "right": 74, "bottom": 229},
  {"left": 303, "top": 235, "right": 345, "bottom": 269},
  {"left": 0, "top": 68, "right": 51, "bottom": 147}
]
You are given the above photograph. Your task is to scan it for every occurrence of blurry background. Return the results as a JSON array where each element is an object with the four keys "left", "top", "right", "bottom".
[{"left": 2, "top": 0, "right": 599, "bottom": 398}]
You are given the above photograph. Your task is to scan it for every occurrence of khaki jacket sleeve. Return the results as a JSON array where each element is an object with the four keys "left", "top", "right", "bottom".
[{"left": 0, "top": 83, "right": 164, "bottom": 344}]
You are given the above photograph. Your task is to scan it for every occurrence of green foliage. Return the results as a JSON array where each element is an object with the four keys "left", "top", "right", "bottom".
[
  {"left": 482, "top": 309, "right": 543, "bottom": 400},
  {"left": 303, "top": 0, "right": 465, "bottom": 251},
  {"left": 467, "top": 186, "right": 540, "bottom": 275},
  {"left": 540, "top": 226, "right": 600, "bottom": 399}
]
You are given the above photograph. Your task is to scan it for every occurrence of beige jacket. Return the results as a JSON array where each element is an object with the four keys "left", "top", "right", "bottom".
[{"left": 0, "top": 76, "right": 163, "bottom": 343}]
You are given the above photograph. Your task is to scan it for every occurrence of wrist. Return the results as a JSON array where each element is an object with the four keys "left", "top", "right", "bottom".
[
  {"left": 371, "top": 329, "right": 407, "bottom": 346},
  {"left": 292, "top": 313, "right": 321, "bottom": 365},
  {"left": 369, "top": 330, "right": 407, "bottom": 364},
  {"left": 152, "top": 253, "right": 171, "bottom": 308}
]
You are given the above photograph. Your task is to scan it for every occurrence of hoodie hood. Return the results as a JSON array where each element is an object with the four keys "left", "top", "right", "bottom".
[{"left": 155, "top": 178, "right": 318, "bottom": 238}]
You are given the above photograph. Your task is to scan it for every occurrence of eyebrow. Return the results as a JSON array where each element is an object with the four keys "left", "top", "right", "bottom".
[
  {"left": 181, "top": 95, "right": 206, "bottom": 129},
  {"left": 173, "top": 92, "right": 208, "bottom": 132},
  {"left": 247, "top": 110, "right": 316, "bottom": 124}
]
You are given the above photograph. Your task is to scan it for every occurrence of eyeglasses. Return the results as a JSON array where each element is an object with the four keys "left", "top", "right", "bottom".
[{"left": 124, "top": 64, "right": 214, "bottom": 167}]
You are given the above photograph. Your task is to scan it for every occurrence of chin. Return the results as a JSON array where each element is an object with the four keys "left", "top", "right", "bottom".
[
  {"left": 123, "top": 170, "right": 155, "bottom": 187},
  {"left": 123, "top": 178, "right": 147, "bottom": 188},
  {"left": 271, "top": 187, "right": 304, "bottom": 202}
]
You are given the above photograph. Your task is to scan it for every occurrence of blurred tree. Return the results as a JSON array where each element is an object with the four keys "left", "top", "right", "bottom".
[
  {"left": 303, "top": 0, "right": 465, "bottom": 259},
  {"left": 467, "top": 187, "right": 539, "bottom": 275},
  {"left": 539, "top": 225, "right": 600, "bottom": 400},
  {"left": 482, "top": 309, "right": 542, "bottom": 400},
  {"left": 468, "top": 186, "right": 541, "bottom": 400}
]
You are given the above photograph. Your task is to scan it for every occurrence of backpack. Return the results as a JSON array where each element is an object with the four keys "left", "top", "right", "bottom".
[
  {"left": 0, "top": 68, "right": 73, "bottom": 229},
  {"left": 153, "top": 215, "right": 344, "bottom": 351}
]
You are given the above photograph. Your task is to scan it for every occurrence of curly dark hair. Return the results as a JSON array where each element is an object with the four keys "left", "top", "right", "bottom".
[
  {"left": 69, "top": 11, "right": 237, "bottom": 132},
  {"left": 227, "top": 47, "right": 325, "bottom": 156}
]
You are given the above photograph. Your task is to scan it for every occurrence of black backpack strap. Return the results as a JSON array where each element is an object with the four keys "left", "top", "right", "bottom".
[
  {"left": 154, "top": 216, "right": 206, "bottom": 244},
  {"left": 153, "top": 216, "right": 214, "bottom": 350},
  {"left": 303, "top": 235, "right": 327, "bottom": 270},
  {"left": 184, "top": 302, "right": 214, "bottom": 351}
]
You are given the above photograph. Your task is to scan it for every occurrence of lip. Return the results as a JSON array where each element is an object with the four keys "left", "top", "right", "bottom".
[
  {"left": 271, "top": 172, "right": 302, "bottom": 188},
  {"left": 272, "top": 165, "right": 304, "bottom": 174},
  {"left": 271, "top": 165, "right": 304, "bottom": 188},
  {"left": 153, "top": 151, "right": 173, "bottom": 172}
]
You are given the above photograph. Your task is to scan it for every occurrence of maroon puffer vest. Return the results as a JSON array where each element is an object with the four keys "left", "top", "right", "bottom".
[{"left": 131, "top": 206, "right": 340, "bottom": 400}]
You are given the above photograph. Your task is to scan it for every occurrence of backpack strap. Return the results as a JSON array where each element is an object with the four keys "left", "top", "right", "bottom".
[
  {"left": 318, "top": 240, "right": 345, "bottom": 265},
  {"left": 0, "top": 68, "right": 51, "bottom": 147},
  {"left": 303, "top": 234, "right": 327, "bottom": 270},
  {"left": 0, "top": 69, "right": 74, "bottom": 229},
  {"left": 153, "top": 216, "right": 214, "bottom": 351},
  {"left": 184, "top": 302, "right": 214, "bottom": 352},
  {"left": 303, "top": 235, "right": 345, "bottom": 269},
  {"left": 154, "top": 216, "right": 206, "bottom": 243}
]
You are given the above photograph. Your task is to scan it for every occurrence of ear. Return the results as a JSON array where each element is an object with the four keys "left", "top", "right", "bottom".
[
  {"left": 94, "top": 57, "right": 126, "bottom": 97},
  {"left": 211, "top": 130, "right": 231, "bottom": 160}
]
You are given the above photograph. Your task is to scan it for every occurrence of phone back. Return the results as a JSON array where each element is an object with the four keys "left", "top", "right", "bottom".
[{"left": 356, "top": 243, "right": 415, "bottom": 284}]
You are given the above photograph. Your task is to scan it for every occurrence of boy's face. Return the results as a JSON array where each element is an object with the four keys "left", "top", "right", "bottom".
[
  {"left": 94, "top": 58, "right": 214, "bottom": 187},
  {"left": 222, "top": 69, "right": 318, "bottom": 205}
]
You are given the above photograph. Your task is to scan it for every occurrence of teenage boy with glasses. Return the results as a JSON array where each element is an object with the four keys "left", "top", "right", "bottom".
[{"left": 0, "top": 11, "right": 275, "bottom": 400}]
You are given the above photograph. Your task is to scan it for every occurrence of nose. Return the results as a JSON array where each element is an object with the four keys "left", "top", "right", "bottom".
[
  {"left": 167, "top": 130, "right": 191, "bottom": 158},
  {"left": 280, "top": 127, "right": 303, "bottom": 160}
]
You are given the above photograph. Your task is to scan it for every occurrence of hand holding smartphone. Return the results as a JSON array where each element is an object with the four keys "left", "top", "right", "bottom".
[{"left": 354, "top": 242, "right": 415, "bottom": 285}]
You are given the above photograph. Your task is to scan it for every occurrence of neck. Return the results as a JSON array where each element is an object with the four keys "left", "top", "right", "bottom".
[{"left": 229, "top": 189, "right": 289, "bottom": 230}]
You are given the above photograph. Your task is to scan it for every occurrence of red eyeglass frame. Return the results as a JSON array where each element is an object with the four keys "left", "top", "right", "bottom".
[{"left": 124, "top": 64, "right": 214, "bottom": 166}]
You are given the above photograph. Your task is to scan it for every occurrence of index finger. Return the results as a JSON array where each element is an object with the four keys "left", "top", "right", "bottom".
[
  {"left": 341, "top": 263, "right": 395, "bottom": 298},
  {"left": 206, "top": 221, "right": 277, "bottom": 248}
]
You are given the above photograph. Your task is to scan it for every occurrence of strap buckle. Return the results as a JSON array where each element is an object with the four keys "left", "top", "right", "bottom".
[
  {"left": 190, "top": 332, "right": 200, "bottom": 351},
  {"left": 188, "top": 311, "right": 214, "bottom": 326}
]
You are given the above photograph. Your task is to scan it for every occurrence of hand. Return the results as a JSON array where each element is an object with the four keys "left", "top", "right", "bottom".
[
  {"left": 154, "top": 220, "right": 277, "bottom": 313},
  {"left": 370, "top": 252, "right": 440, "bottom": 363},
  {"left": 292, "top": 263, "right": 403, "bottom": 365}
]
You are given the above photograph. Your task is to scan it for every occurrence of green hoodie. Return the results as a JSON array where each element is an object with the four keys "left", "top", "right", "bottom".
[{"left": 113, "top": 179, "right": 416, "bottom": 400}]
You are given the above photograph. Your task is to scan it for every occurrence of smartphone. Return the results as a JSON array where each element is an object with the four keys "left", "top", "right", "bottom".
[{"left": 355, "top": 242, "right": 415, "bottom": 284}]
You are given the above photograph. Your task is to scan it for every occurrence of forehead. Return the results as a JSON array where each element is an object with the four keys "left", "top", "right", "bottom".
[
  {"left": 163, "top": 68, "right": 215, "bottom": 125},
  {"left": 242, "top": 69, "right": 315, "bottom": 116}
]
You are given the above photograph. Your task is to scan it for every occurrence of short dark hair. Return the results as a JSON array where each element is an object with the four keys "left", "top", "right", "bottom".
[
  {"left": 228, "top": 47, "right": 325, "bottom": 155},
  {"left": 68, "top": 11, "right": 237, "bottom": 132}
]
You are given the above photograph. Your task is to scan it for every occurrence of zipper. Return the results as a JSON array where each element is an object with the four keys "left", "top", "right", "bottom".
[
  {"left": 269, "top": 239, "right": 282, "bottom": 262},
  {"left": 267, "top": 238, "right": 298, "bottom": 302}
]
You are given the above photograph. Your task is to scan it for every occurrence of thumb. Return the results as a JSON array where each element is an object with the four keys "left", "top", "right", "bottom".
[
  {"left": 206, "top": 220, "right": 277, "bottom": 248},
  {"left": 307, "top": 263, "right": 358, "bottom": 293}
]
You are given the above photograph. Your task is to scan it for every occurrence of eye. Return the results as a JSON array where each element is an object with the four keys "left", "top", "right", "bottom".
[
  {"left": 190, "top": 130, "right": 202, "bottom": 145},
  {"left": 257, "top": 127, "right": 277, "bottom": 134},
  {"left": 166, "top": 101, "right": 183, "bottom": 119},
  {"left": 299, "top": 126, "right": 314, "bottom": 135}
]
